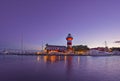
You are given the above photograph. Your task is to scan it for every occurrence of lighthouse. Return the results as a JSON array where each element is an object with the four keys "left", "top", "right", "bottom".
[{"left": 66, "top": 33, "right": 73, "bottom": 51}]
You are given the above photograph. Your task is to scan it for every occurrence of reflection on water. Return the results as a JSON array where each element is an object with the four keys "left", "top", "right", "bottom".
[
  {"left": 37, "top": 56, "right": 40, "bottom": 62},
  {"left": 77, "top": 56, "right": 80, "bottom": 64},
  {"left": 37, "top": 55, "right": 74, "bottom": 80},
  {"left": 1, "top": 55, "right": 120, "bottom": 81},
  {"left": 41, "top": 55, "right": 73, "bottom": 64},
  {"left": 64, "top": 56, "right": 67, "bottom": 64}
]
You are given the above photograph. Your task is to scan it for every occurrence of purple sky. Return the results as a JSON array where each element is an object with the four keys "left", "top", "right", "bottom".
[{"left": 0, "top": 0, "right": 120, "bottom": 49}]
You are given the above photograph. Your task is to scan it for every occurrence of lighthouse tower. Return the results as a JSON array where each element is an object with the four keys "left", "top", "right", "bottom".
[{"left": 66, "top": 33, "right": 73, "bottom": 51}]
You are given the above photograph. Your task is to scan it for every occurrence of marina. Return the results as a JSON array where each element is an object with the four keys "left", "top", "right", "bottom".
[{"left": 1, "top": 0, "right": 120, "bottom": 81}]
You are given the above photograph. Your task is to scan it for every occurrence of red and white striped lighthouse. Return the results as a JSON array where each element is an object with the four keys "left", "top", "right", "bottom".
[{"left": 66, "top": 33, "right": 73, "bottom": 50}]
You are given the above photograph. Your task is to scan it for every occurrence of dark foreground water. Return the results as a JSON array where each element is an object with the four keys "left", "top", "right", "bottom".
[{"left": 0, "top": 55, "right": 120, "bottom": 81}]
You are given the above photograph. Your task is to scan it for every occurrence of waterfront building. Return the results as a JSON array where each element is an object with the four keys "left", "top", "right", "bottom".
[
  {"left": 45, "top": 44, "right": 67, "bottom": 54},
  {"left": 45, "top": 33, "right": 73, "bottom": 54}
]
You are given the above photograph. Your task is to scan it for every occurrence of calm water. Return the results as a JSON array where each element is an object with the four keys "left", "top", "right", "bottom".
[{"left": 0, "top": 55, "right": 120, "bottom": 81}]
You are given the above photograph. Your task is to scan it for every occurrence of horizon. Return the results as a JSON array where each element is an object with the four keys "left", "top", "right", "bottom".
[{"left": 0, "top": 0, "right": 120, "bottom": 49}]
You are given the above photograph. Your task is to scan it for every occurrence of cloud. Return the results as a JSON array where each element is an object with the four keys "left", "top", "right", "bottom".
[{"left": 115, "top": 41, "right": 120, "bottom": 43}]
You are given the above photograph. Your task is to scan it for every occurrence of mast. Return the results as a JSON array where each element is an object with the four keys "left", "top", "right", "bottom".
[
  {"left": 21, "top": 33, "right": 23, "bottom": 54},
  {"left": 105, "top": 41, "right": 108, "bottom": 52},
  {"left": 42, "top": 41, "right": 43, "bottom": 51},
  {"left": 105, "top": 41, "right": 107, "bottom": 47}
]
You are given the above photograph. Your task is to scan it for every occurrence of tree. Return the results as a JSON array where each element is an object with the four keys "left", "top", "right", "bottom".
[
  {"left": 73, "top": 45, "right": 89, "bottom": 51},
  {"left": 111, "top": 47, "right": 120, "bottom": 51}
]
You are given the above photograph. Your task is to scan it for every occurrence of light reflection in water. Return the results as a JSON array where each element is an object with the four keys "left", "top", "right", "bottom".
[
  {"left": 41, "top": 55, "right": 74, "bottom": 64},
  {"left": 37, "top": 56, "right": 40, "bottom": 62},
  {"left": 43, "top": 56, "right": 57, "bottom": 63},
  {"left": 64, "top": 56, "right": 67, "bottom": 65},
  {"left": 66, "top": 56, "right": 72, "bottom": 75},
  {"left": 77, "top": 56, "right": 80, "bottom": 64},
  {"left": 58, "top": 56, "right": 61, "bottom": 60},
  {"left": 43, "top": 56, "right": 48, "bottom": 63}
]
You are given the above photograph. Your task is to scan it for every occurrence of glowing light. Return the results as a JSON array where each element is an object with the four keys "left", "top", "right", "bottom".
[
  {"left": 66, "top": 38, "right": 73, "bottom": 40},
  {"left": 37, "top": 52, "right": 41, "bottom": 54}
]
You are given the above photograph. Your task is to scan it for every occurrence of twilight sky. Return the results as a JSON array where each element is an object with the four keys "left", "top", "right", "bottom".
[{"left": 0, "top": 0, "right": 120, "bottom": 49}]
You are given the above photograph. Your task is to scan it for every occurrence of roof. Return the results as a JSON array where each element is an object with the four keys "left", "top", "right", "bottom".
[{"left": 46, "top": 45, "right": 66, "bottom": 48}]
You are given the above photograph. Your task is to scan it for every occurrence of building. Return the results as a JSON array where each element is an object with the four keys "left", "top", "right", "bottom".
[
  {"left": 66, "top": 33, "right": 73, "bottom": 51},
  {"left": 45, "top": 33, "right": 73, "bottom": 54},
  {"left": 45, "top": 44, "right": 67, "bottom": 54}
]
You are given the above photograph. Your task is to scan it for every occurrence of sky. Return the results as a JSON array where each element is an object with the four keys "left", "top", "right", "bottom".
[{"left": 0, "top": 0, "right": 120, "bottom": 50}]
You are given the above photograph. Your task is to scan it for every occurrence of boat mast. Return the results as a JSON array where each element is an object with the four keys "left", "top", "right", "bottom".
[
  {"left": 21, "top": 33, "right": 23, "bottom": 54},
  {"left": 42, "top": 41, "right": 44, "bottom": 52},
  {"left": 105, "top": 41, "right": 107, "bottom": 48},
  {"left": 105, "top": 41, "right": 108, "bottom": 52}
]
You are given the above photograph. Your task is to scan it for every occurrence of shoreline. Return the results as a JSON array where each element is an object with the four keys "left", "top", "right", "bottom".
[{"left": 0, "top": 53, "right": 120, "bottom": 56}]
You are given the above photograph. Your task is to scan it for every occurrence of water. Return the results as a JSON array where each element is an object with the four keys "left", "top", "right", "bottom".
[{"left": 0, "top": 55, "right": 120, "bottom": 81}]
